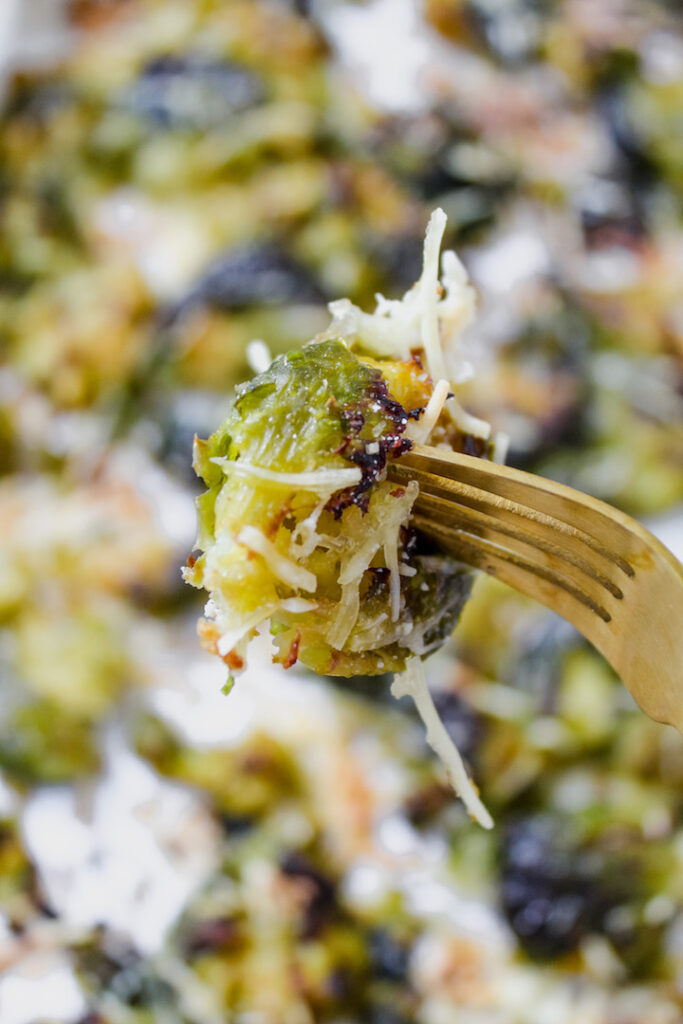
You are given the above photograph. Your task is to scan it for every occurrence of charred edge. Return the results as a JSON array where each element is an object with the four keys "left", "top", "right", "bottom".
[
  {"left": 327, "top": 434, "right": 413, "bottom": 517},
  {"left": 182, "top": 917, "right": 243, "bottom": 958},
  {"left": 365, "top": 566, "right": 391, "bottom": 599},
  {"left": 341, "top": 408, "right": 365, "bottom": 433},
  {"left": 279, "top": 851, "right": 338, "bottom": 940},
  {"left": 367, "top": 377, "right": 410, "bottom": 428},
  {"left": 452, "top": 432, "right": 491, "bottom": 459},
  {"left": 399, "top": 524, "right": 419, "bottom": 560},
  {"left": 327, "top": 378, "right": 414, "bottom": 518},
  {"left": 276, "top": 630, "right": 301, "bottom": 670},
  {"left": 221, "top": 650, "right": 244, "bottom": 671}
]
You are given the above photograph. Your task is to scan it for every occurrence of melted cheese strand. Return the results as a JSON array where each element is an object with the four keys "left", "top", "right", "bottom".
[
  {"left": 279, "top": 598, "right": 318, "bottom": 613},
  {"left": 327, "top": 582, "right": 361, "bottom": 650},
  {"left": 405, "top": 378, "right": 450, "bottom": 444},
  {"left": 391, "top": 658, "right": 493, "bottom": 829},
  {"left": 290, "top": 493, "right": 333, "bottom": 559},
  {"left": 237, "top": 526, "right": 317, "bottom": 592},
  {"left": 217, "top": 604, "right": 278, "bottom": 657},
  {"left": 419, "top": 208, "right": 450, "bottom": 386},
  {"left": 213, "top": 459, "right": 361, "bottom": 491}
]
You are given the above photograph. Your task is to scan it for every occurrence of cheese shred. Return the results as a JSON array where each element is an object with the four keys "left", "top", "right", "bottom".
[
  {"left": 391, "top": 658, "right": 493, "bottom": 829},
  {"left": 406, "top": 378, "right": 450, "bottom": 445},
  {"left": 213, "top": 459, "right": 362, "bottom": 491},
  {"left": 237, "top": 526, "right": 317, "bottom": 592}
]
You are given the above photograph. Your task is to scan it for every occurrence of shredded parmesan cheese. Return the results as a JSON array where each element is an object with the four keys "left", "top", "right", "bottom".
[
  {"left": 406, "top": 378, "right": 450, "bottom": 444},
  {"left": 325, "top": 207, "right": 491, "bottom": 440},
  {"left": 237, "top": 525, "right": 317, "bottom": 592},
  {"left": 383, "top": 536, "right": 402, "bottom": 622},
  {"left": 391, "top": 658, "right": 493, "bottom": 829},
  {"left": 279, "top": 598, "right": 318, "bottom": 613},
  {"left": 420, "top": 208, "right": 450, "bottom": 385},
  {"left": 339, "top": 482, "right": 418, "bottom": 588},
  {"left": 492, "top": 431, "right": 510, "bottom": 465},
  {"left": 216, "top": 598, "right": 316, "bottom": 658},
  {"left": 445, "top": 394, "right": 492, "bottom": 440},
  {"left": 217, "top": 604, "right": 278, "bottom": 657},
  {"left": 290, "top": 494, "right": 331, "bottom": 558},
  {"left": 338, "top": 539, "right": 382, "bottom": 587},
  {"left": 246, "top": 338, "right": 272, "bottom": 374},
  {"left": 327, "top": 581, "right": 361, "bottom": 650},
  {"left": 213, "top": 459, "right": 362, "bottom": 491}
]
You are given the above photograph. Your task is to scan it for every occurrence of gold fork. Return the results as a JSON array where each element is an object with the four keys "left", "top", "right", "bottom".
[{"left": 389, "top": 444, "right": 683, "bottom": 733}]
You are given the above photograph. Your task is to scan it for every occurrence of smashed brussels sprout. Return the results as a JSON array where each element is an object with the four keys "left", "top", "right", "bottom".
[
  {"left": 185, "top": 210, "right": 498, "bottom": 827},
  {"left": 185, "top": 210, "right": 493, "bottom": 679},
  {"left": 186, "top": 337, "right": 478, "bottom": 677}
]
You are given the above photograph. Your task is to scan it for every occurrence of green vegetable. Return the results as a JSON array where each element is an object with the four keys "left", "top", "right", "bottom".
[{"left": 185, "top": 338, "right": 474, "bottom": 677}]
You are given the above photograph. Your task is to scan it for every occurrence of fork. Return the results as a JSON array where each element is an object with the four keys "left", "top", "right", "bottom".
[{"left": 388, "top": 444, "right": 683, "bottom": 733}]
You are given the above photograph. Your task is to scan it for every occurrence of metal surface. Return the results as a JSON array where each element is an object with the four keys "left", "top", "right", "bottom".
[{"left": 390, "top": 444, "right": 683, "bottom": 733}]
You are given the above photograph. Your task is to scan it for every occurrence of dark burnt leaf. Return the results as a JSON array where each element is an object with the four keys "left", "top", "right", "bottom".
[
  {"left": 471, "top": 0, "right": 544, "bottom": 66},
  {"left": 402, "top": 551, "right": 474, "bottom": 652},
  {"left": 501, "top": 817, "right": 597, "bottom": 958},
  {"left": 367, "top": 233, "right": 424, "bottom": 293},
  {"left": 322, "top": 672, "right": 396, "bottom": 703},
  {"left": 3, "top": 78, "right": 75, "bottom": 123},
  {"left": 330, "top": 433, "right": 413, "bottom": 518},
  {"left": 166, "top": 244, "right": 326, "bottom": 325},
  {"left": 219, "top": 812, "right": 257, "bottom": 836},
  {"left": 600, "top": 88, "right": 659, "bottom": 181},
  {"left": 502, "top": 617, "right": 580, "bottom": 713},
  {"left": 325, "top": 374, "right": 413, "bottom": 516},
  {"left": 274, "top": 0, "right": 313, "bottom": 14},
  {"left": 279, "top": 850, "right": 338, "bottom": 939},
  {"left": 181, "top": 915, "right": 244, "bottom": 959},
  {"left": 403, "top": 780, "right": 452, "bottom": 825},
  {"left": 500, "top": 816, "right": 638, "bottom": 961},
  {"left": 366, "top": 1008, "right": 415, "bottom": 1024},
  {"left": 120, "top": 54, "right": 265, "bottom": 130},
  {"left": 368, "top": 928, "right": 412, "bottom": 982},
  {"left": 196, "top": 245, "right": 325, "bottom": 309},
  {"left": 73, "top": 930, "right": 174, "bottom": 1007}
]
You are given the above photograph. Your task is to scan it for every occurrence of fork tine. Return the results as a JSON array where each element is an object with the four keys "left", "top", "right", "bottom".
[
  {"left": 403, "top": 446, "right": 637, "bottom": 576},
  {"left": 411, "top": 513, "right": 613, "bottom": 632},
  {"left": 390, "top": 460, "right": 631, "bottom": 580},
  {"left": 414, "top": 490, "right": 624, "bottom": 603},
  {"left": 402, "top": 444, "right": 683, "bottom": 734}
]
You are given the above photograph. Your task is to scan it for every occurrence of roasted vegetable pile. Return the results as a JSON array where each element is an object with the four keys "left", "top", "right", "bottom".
[{"left": 0, "top": 1, "right": 681, "bottom": 1022}]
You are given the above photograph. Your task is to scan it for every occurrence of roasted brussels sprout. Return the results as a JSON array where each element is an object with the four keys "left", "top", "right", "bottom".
[
  {"left": 185, "top": 211, "right": 497, "bottom": 827},
  {"left": 185, "top": 211, "right": 491, "bottom": 680}
]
